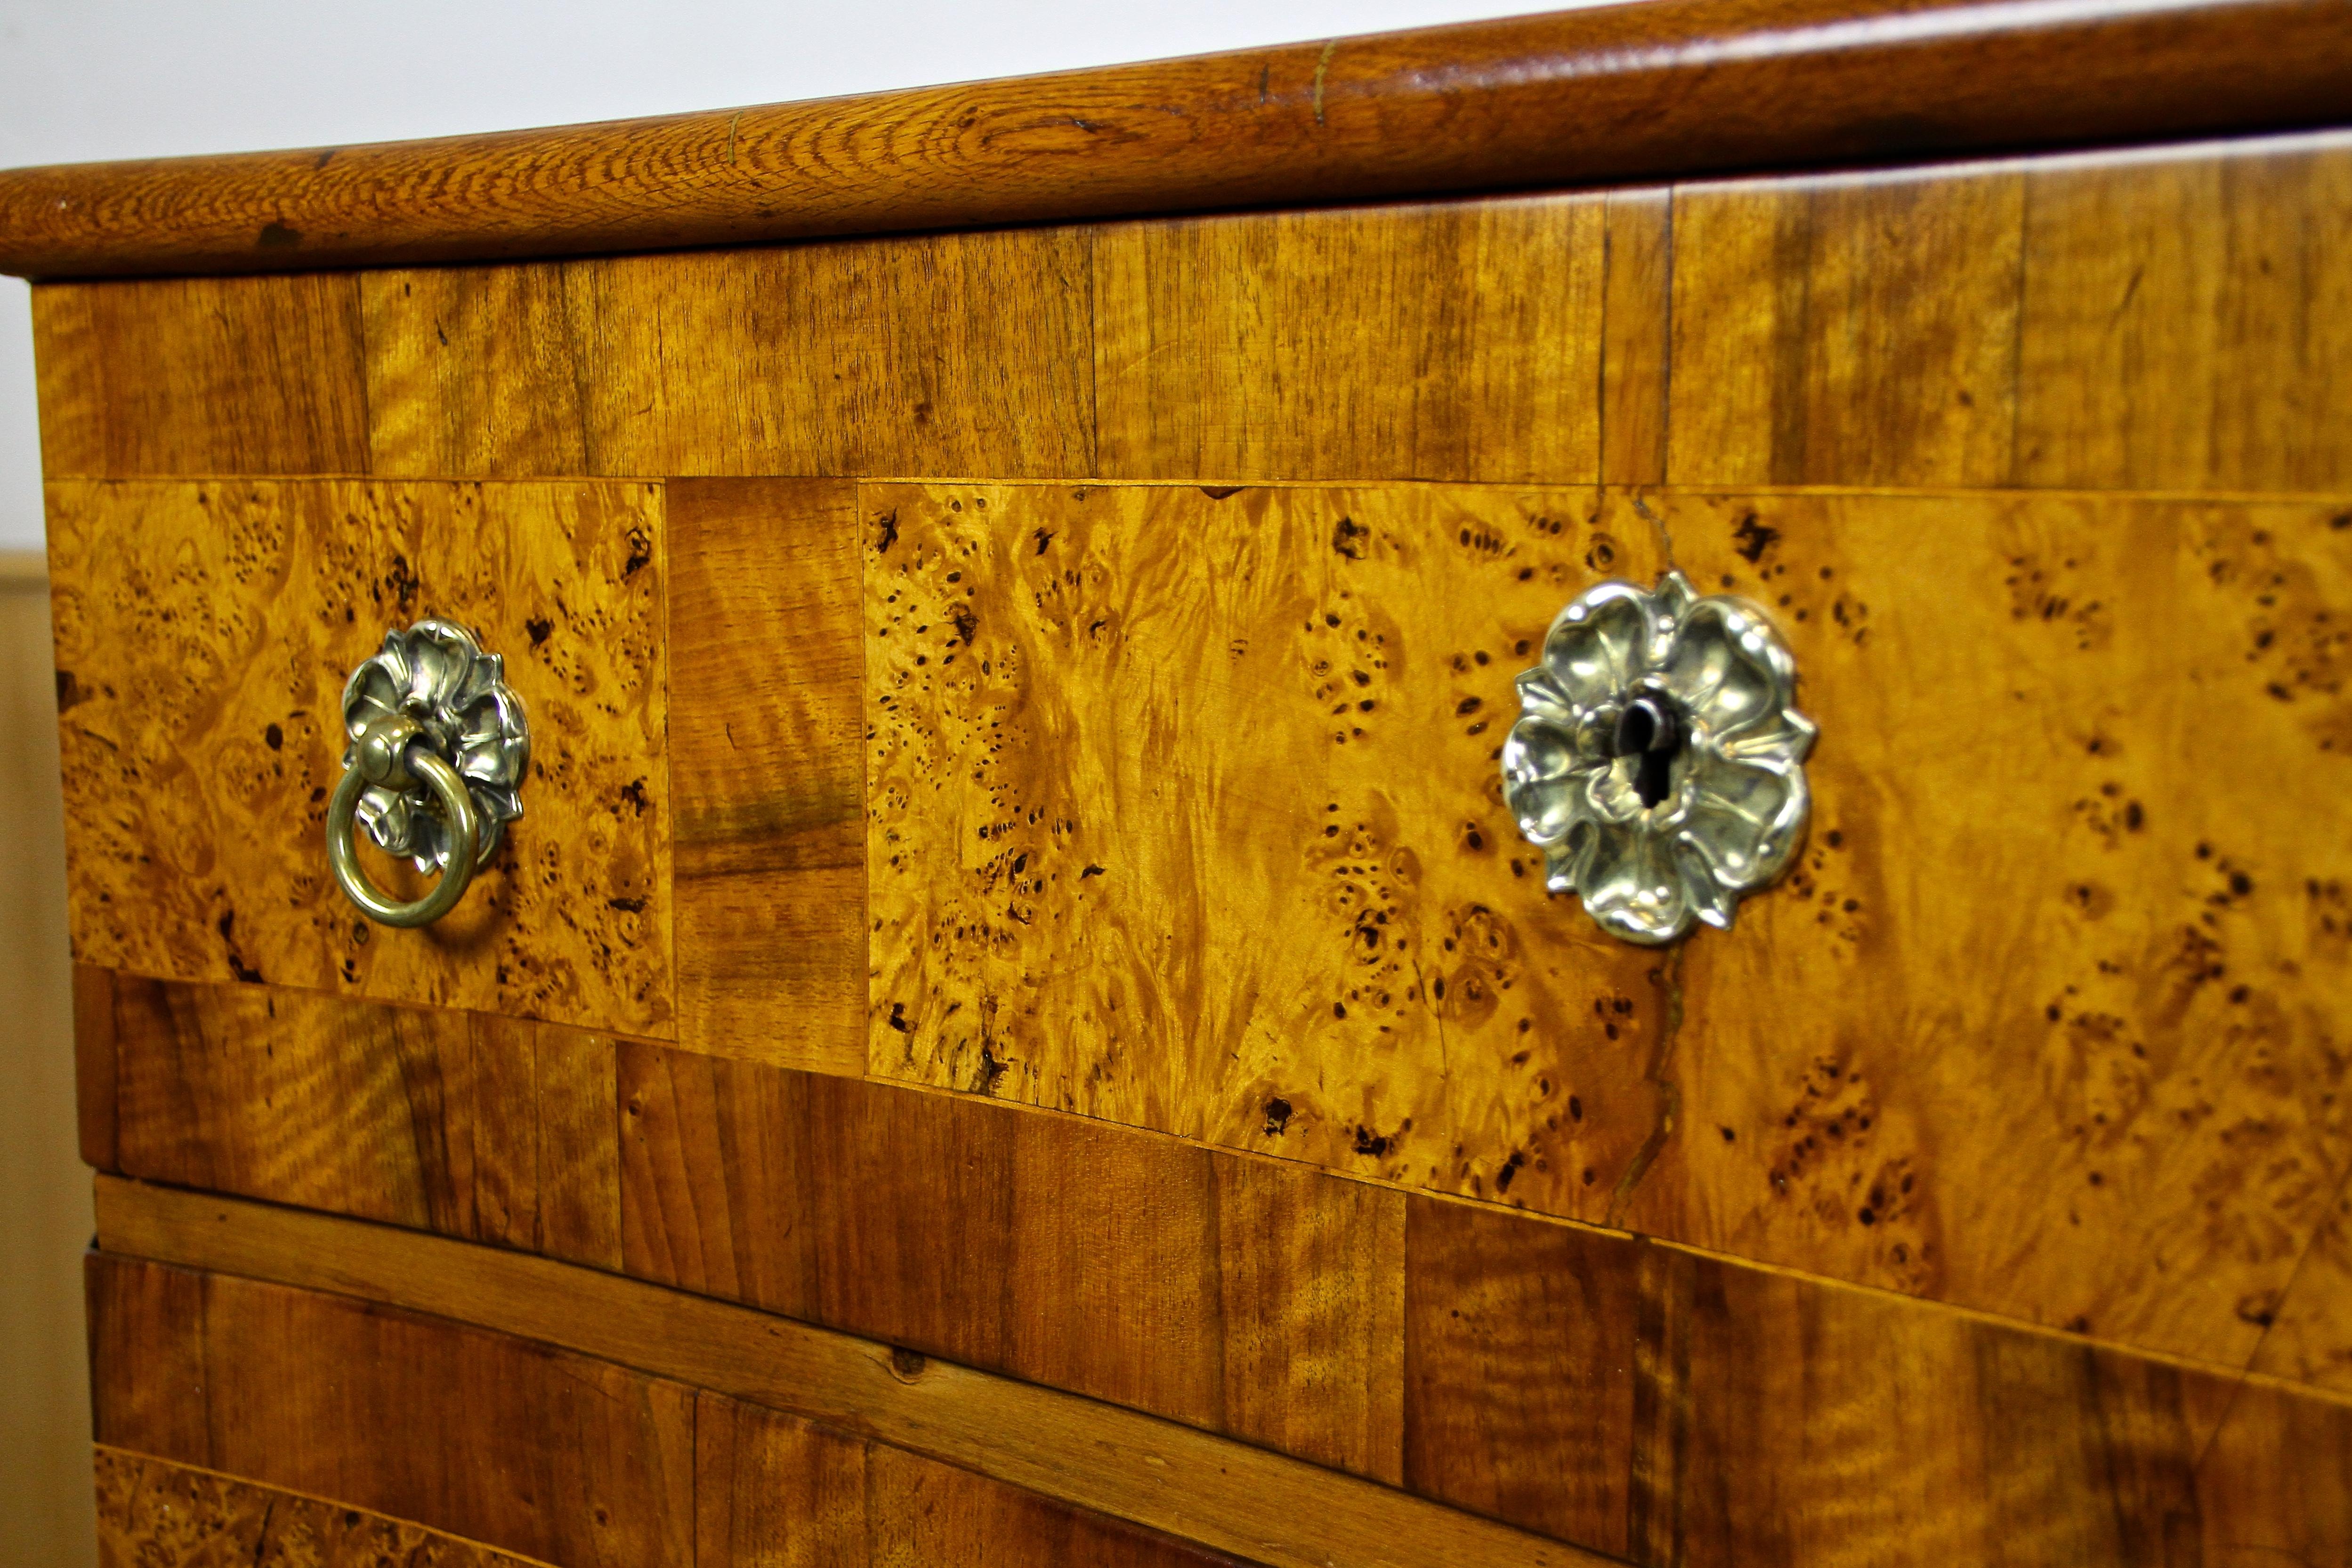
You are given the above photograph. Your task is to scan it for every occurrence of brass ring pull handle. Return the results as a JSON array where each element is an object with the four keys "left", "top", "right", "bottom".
[
  {"left": 327, "top": 620, "right": 530, "bottom": 929},
  {"left": 327, "top": 716, "right": 482, "bottom": 927}
]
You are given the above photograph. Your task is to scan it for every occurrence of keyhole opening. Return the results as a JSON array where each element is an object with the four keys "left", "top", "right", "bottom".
[{"left": 1613, "top": 696, "right": 1683, "bottom": 810}]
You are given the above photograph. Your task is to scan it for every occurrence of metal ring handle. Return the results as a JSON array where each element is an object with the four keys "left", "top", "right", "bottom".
[{"left": 326, "top": 720, "right": 481, "bottom": 929}]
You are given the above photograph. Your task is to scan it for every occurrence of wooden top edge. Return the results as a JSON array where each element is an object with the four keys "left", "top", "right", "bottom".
[{"left": 5, "top": 0, "right": 2351, "bottom": 279}]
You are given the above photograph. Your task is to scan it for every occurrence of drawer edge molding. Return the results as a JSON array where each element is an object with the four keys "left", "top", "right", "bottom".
[{"left": 93, "top": 1176, "right": 1611, "bottom": 1568}]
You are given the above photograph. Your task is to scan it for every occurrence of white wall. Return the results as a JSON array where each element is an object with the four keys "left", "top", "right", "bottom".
[{"left": 0, "top": 0, "right": 1559, "bottom": 551}]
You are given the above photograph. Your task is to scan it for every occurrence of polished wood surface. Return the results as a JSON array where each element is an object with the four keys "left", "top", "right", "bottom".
[
  {"left": 668, "top": 479, "right": 865, "bottom": 1072},
  {"left": 865, "top": 479, "right": 2352, "bottom": 1369},
  {"left": 1669, "top": 139, "right": 2352, "bottom": 489},
  {"left": 94, "top": 1182, "right": 1605, "bottom": 1568},
  {"left": 47, "top": 479, "right": 671, "bottom": 1034},
  {"left": 95, "top": 1448, "right": 550, "bottom": 1568},
  {"left": 76, "top": 986, "right": 2352, "bottom": 1558},
  {"left": 96, "top": 969, "right": 622, "bottom": 1266},
  {"left": 32, "top": 275, "right": 369, "bottom": 477},
  {"left": 32, "top": 135, "right": 2352, "bottom": 496},
  {"left": 95, "top": 1175, "right": 2352, "bottom": 1564},
  {"left": 8, "top": 0, "right": 2352, "bottom": 279},
  {"left": 1093, "top": 196, "right": 1604, "bottom": 482},
  {"left": 364, "top": 236, "right": 1095, "bottom": 479},
  {"left": 699, "top": 1398, "right": 1253, "bottom": 1568},
  {"left": 865, "top": 479, "right": 1661, "bottom": 1140},
  {"left": 32, "top": 36, "right": 2352, "bottom": 1558}
]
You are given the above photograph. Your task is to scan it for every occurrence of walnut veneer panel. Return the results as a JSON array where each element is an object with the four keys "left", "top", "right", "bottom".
[
  {"left": 32, "top": 276, "right": 369, "bottom": 478},
  {"left": 95, "top": 1189, "right": 1598, "bottom": 1568},
  {"left": 99, "top": 1174, "right": 2352, "bottom": 1563},
  {"left": 95, "top": 1448, "right": 549, "bottom": 1568},
  {"left": 362, "top": 230, "right": 1094, "bottom": 478},
  {"left": 89, "top": 973, "right": 2352, "bottom": 1551},
  {"left": 97, "top": 969, "right": 620, "bottom": 1267},
  {"left": 865, "top": 480, "right": 2352, "bottom": 1372},
  {"left": 48, "top": 478, "right": 671, "bottom": 1034},
  {"left": 1402, "top": 1198, "right": 2261, "bottom": 1562},
  {"left": 2016, "top": 137, "right": 2352, "bottom": 491},
  {"left": 1092, "top": 195, "right": 1605, "bottom": 482},
  {"left": 668, "top": 478, "right": 865, "bottom": 1071},
  {"left": 1668, "top": 132, "right": 2352, "bottom": 492},
  {"left": 87, "top": 1253, "right": 696, "bottom": 1566},
  {"left": 1667, "top": 162, "right": 2026, "bottom": 487}
]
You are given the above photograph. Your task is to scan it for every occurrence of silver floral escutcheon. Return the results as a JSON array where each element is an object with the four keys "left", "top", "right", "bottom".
[
  {"left": 326, "top": 619, "right": 530, "bottom": 928},
  {"left": 1502, "top": 571, "right": 1815, "bottom": 945}
]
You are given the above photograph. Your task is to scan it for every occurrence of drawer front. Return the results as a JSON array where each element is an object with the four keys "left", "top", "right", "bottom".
[{"left": 865, "top": 480, "right": 2352, "bottom": 1367}]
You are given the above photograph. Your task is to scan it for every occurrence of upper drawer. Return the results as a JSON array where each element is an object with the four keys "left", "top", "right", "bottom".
[{"left": 861, "top": 478, "right": 2352, "bottom": 1372}]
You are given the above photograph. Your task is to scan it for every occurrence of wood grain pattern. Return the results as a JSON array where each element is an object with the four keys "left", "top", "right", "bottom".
[
  {"left": 2015, "top": 135, "right": 2352, "bottom": 492},
  {"left": 1665, "top": 133, "right": 2352, "bottom": 493},
  {"left": 40, "top": 140, "right": 2352, "bottom": 499},
  {"left": 105, "top": 974, "right": 620, "bottom": 1264},
  {"left": 668, "top": 479, "right": 865, "bottom": 1071},
  {"left": 94, "top": 1448, "right": 552, "bottom": 1568},
  {"left": 1212, "top": 1154, "right": 1407, "bottom": 1484},
  {"left": 1600, "top": 189, "right": 1674, "bottom": 488},
  {"left": 800, "top": 1071, "right": 1232, "bottom": 1437},
  {"left": 114, "top": 974, "right": 513, "bottom": 1238},
  {"left": 88, "top": 979, "right": 1400, "bottom": 1485},
  {"left": 529, "top": 1015, "right": 624, "bottom": 1268},
  {"left": 865, "top": 481, "right": 1666, "bottom": 1181},
  {"left": 2194, "top": 1371, "right": 2352, "bottom": 1567},
  {"left": 96, "top": 1173, "right": 2352, "bottom": 1563},
  {"left": 1401, "top": 1194, "right": 2267, "bottom": 1565},
  {"left": 84, "top": 1249, "right": 206, "bottom": 1463},
  {"left": 1666, "top": 162, "right": 2025, "bottom": 487},
  {"left": 695, "top": 1396, "right": 870, "bottom": 1568},
  {"left": 1614, "top": 487, "right": 2352, "bottom": 1370},
  {"left": 31, "top": 276, "right": 368, "bottom": 476},
  {"left": 359, "top": 267, "right": 590, "bottom": 479},
  {"left": 96, "top": 1180, "right": 1606, "bottom": 1568},
  {"left": 864, "top": 1443, "right": 1251, "bottom": 1568},
  {"left": 74, "top": 962, "right": 116, "bottom": 1170},
  {"left": 47, "top": 479, "right": 671, "bottom": 1034},
  {"left": 363, "top": 235, "right": 1093, "bottom": 479},
  {"left": 10, "top": 0, "right": 2352, "bottom": 279},
  {"left": 621, "top": 1037, "right": 817, "bottom": 1316},
  {"left": 89, "top": 1251, "right": 698, "bottom": 1566},
  {"left": 2251, "top": 1169, "right": 2352, "bottom": 1395},
  {"left": 1404, "top": 1202, "right": 1638, "bottom": 1554},
  {"left": 1092, "top": 196, "right": 1603, "bottom": 482},
  {"left": 866, "top": 479, "right": 2352, "bottom": 1373}
]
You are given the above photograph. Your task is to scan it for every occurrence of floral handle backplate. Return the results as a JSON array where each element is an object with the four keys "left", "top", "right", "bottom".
[
  {"left": 341, "top": 619, "right": 530, "bottom": 873},
  {"left": 1502, "top": 570, "right": 1815, "bottom": 945}
]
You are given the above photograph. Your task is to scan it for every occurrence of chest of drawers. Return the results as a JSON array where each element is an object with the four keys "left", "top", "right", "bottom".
[{"left": 12, "top": 1, "right": 2352, "bottom": 1562}]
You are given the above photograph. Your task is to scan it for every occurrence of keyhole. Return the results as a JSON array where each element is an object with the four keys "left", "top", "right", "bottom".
[{"left": 1613, "top": 696, "right": 1682, "bottom": 810}]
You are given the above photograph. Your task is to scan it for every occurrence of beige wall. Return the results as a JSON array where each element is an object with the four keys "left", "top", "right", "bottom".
[{"left": 0, "top": 553, "right": 90, "bottom": 1567}]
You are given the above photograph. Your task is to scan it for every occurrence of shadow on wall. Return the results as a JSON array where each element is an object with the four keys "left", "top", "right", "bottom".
[{"left": 0, "top": 552, "right": 93, "bottom": 1568}]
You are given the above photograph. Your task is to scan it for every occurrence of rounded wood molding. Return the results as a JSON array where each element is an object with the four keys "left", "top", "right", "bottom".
[{"left": 4, "top": 0, "right": 2351, "bottom": 279}]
